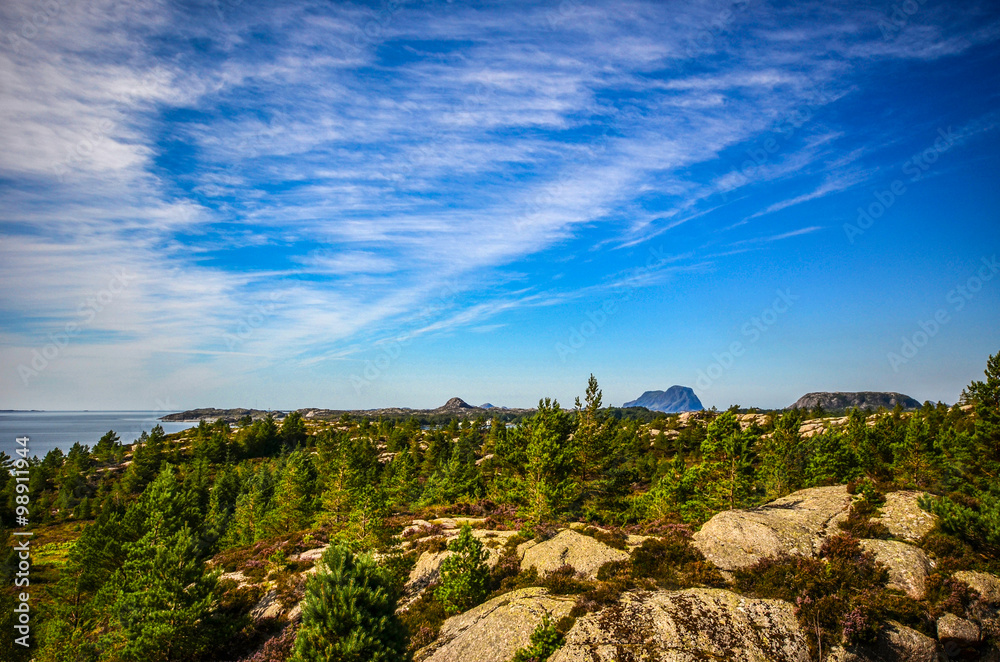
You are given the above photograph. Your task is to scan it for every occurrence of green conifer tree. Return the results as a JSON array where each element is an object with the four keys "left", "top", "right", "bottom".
[
  {"left": 290, "top": 545, "right": 409, "bottom": 662},
  {"left": 435, "top": 524, "right": 489, "bottom": 615}
]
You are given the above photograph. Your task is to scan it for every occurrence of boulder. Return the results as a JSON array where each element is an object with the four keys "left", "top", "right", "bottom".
[
  {"left": 415, "top": 586, "right": 575, "bottom": 662},
  {"left": 249, "top": 589, "right": 283, "bottom": 621},
  {"left": 218, "top": 570, "right": 251, "bottom": 587},
  {"left": 549, "top": 588, "right": 810, "bottom": 662},
  {"left": 409, "top": 549, "right": 452, "bottom": 589},
  {"left": 519, "top": 529, "right": 629, "bottom": 579},
  {"left": 692, "top": 486, "right": 854, "bottom": 570},
  {"left": 936, "top": 612, "right": 980, "bottom": 646},
  {"left": 296, "top": 545, "right": 329, "bottom": 562},
  {"left": 873, "top": 491, "right": 936, "bottom": 541},
  {"left": 826, "top": 622, "right": 939, "bottom": 662},
  {"left": 879, "top": 622, "right": 940, "bottom": 662},
  {"left": 859, "top": 539, "right": 932, "bottom": 599},
  {"left": 953, "top": 570, "right": 1000, "bottom": 606}
]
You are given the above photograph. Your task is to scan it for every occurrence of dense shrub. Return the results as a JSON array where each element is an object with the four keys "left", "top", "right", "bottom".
[
  {"left": 542, "top": 564, "right": 589, "bottom": 595},
  {"left": 735, "top": 533, "right": 891, "bottom": 657},
  {"left": 838, "top": 486, "right": 891, "bottom": 539},
  {"left": 630, "top": 530, "right": 725, "bottom": 589}
]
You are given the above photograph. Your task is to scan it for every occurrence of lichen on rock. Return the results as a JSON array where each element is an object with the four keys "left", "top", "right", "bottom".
[{"left": 549, "top": 588, "right": 811, "bottom": 662}]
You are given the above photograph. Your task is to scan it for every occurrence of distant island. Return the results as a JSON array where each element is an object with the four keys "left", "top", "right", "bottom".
[
  {"left": 789, "top": 391, "right": 922, "bottom": 411},
  {"left": 623, "top": 385, "right": 703, "bottom": 413},
  {"left": 159, "top": 397, "right": 534, "bottom": 423}
]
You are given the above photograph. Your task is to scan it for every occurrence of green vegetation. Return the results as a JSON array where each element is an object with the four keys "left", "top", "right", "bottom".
[
  {"left": 510, "top": 613, "right": 564, "bottom": 662},
  {"left": 2, "top": 355, "right": 999, "bottom": 660},
  {"left": 290, "top": 545, "right": 409, "bottom": 662},
  {"left": 435, "top": 525, "right": 490, "bottom": 615}
]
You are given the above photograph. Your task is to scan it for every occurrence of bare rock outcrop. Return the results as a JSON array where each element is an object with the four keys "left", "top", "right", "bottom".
[
  {"left": 415, "top": 586, "right": 575, "bottom": 662},
  {"left": 692, "top": 486, "right": 854, "bottom": 570},
  {"left": 859, "top": 539, "right": 932, "bottom": 599},
  {"left": 519, "top": 529, "right": 629, "bottom": 579},
  {"left": 549, "top": 588, "right": 811, "bottom": 662},
  {"left": 873, "top": 491, "right": 936, "bottom": 541},
  {"left": 953, "top": 570, "right": 1000, "bottom": 606}
]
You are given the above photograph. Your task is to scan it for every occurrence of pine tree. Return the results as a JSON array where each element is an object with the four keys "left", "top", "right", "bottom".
[
  {"left": 290, "top": 545, "right": 409, "bottom": 662},
  {"left": 281, "top": 411, "right": 308, "bottom": 447},
  {"left": 891, "top": 415, "right": 934, "bottom": 488},
  {"left": 435, "top": 524, "right": 489, "bottom": 615},
  {"left": 759, "top": 409, "right": 805, "bottom": 498},
  {"left": 927, "top": 349, "right": 1000, "bottom": 552},
  {"left": 698, "top": 411, "right": 757, "bottom": 512},
  {"left": 107, "top": 524, "right": 217, "bottom": 661},
  {"left": 524, "top": 399, "right": 578, "bottom": 521}
]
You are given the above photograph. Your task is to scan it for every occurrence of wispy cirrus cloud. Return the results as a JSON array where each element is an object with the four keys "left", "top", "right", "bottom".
[{"left": 2, "top": 0, "right": 998, "bottom": 408}]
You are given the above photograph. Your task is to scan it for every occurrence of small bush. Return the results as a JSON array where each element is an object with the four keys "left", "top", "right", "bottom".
[
  {"left": 926, "top": 573, "right": 979, "bottom": 620},
  {"left": 838, "top": 493, "right": 890, "bottom": 539},
  {"left": 919, "top": 531, "right": 979, "bottom": 574},
  {"left": 630, "top": 532, "right": 725, "bottom": 589},
  {"left": 493, "top": 566, "right": 542, "bottom": 597},
  {"left": 489, "top": 550, "right": 523, "bottom": 591},
  {"left": 542, "top": 565, "right": 589, "bottom": 595},
  {"left": 399, "top": 590, "right": 448, "bottom": 653},
  {"left": 412, "top": 536, "right": 448, "bottom": 556},
  {"left": 510, "top": 614, "right": 564, "bottom": 662},
  {"left": 578, "top": 526, "right": 628, "bottom": 550},
  {"left": 596, "top": 560, "right": 629, "bottom": 582},
  {"left": 570, "top": 579, "right": 629, "bottom": 618},
  {"left": 290, "top": 545, "right": 409, "bottom": 662},
  {"left": 736, "top": 533, "right": 893, "bottom": 659}
]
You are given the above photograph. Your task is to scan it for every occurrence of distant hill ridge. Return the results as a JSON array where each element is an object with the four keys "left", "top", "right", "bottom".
[
  {"left": 789, "top": 391, "right": 922, "bottom": 411},
  {"left": 161, "top": 397, "right": 533, "bottom": 422},
  {"left": 624, "top": 386, "right": 703, "bottom": 413}
]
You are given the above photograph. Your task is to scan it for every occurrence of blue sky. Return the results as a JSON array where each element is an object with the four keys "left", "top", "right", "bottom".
[{"left": 1, "top": 0, "right": 999, "bottom": 411}]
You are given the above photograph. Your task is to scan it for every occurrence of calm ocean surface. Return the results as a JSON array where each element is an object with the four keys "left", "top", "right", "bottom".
[{"left": 0, "top": 411, "right": 195, "bottom": 459}]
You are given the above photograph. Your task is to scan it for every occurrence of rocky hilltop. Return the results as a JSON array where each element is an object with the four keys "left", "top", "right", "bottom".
[
  {"left": 789, "top": 391, "right": 922, "bottom": 411},
  {"left": 624, "top": 385, "right": 703, "bottom": 413}
]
